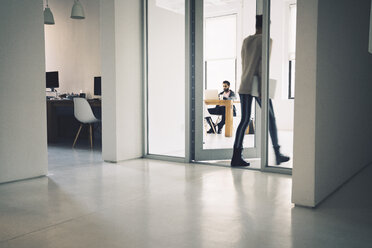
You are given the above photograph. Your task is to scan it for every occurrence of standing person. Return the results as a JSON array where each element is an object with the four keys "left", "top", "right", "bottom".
[
  {"left": 206, "top": 81, "right": 237, "bottom": 134},
  {"left": 231, "top": 15, "right": 290, "bottom": 167}
]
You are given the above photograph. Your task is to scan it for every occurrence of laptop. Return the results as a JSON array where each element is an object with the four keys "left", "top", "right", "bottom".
[{"left": 204, "top": 89, "right": 219, "bottom": 100}]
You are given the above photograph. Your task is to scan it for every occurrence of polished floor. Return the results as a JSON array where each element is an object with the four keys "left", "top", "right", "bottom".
[{"left": 0, "top": 145, "right": 371, "bottom": 248}]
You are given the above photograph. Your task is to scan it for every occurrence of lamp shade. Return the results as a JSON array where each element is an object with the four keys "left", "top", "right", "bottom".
[
  {"left": 44, "top": 7, "right": 55, "bottom": 25},
  {"left": 71, "top": 0, "right": 85, "bottom": 19}
]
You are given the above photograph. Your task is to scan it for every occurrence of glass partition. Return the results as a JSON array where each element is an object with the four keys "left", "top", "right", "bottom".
[
  {"left": 266, "top": 0, "right": 296, "bottom": 168},
  {"left": 147, "top": 0, "right": 185, "bottom": 157}
]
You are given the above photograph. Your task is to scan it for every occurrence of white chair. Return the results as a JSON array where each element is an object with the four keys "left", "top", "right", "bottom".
[{"left": 72, "top": 97, "right": 100, "bottom": 148}]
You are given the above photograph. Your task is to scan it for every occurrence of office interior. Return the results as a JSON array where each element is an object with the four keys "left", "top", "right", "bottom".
[
  {"left": 1, "top": 0, "right": 372, "bottom": 246},
  {"left": 44, "top": 0, "right": 102, "bottom": 151}
]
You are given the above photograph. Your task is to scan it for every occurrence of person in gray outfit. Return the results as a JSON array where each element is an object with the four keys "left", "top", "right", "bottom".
[{"left": 231, "top": 15, "right": 290, "bottom": 167}]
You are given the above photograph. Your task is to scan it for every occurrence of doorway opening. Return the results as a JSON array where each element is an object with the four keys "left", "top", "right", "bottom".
[
  {"left": 44, "top": 0, "right": 102, "bottom": 170},
  {"left": 194, "top": 0, "right": 295, "bottom": 172}
]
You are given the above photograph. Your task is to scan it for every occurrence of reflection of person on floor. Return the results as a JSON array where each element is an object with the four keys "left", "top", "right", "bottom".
[
  {"left": 231, "top": 15, "right": 290, "bottom": 167},
  {"left": 206, "top": 81, "right": 237, "bottom": 134}
]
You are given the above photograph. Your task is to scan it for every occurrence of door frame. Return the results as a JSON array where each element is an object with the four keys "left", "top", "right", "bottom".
[
  {"left": 143, "top": 0, "right": 292, "bottom": 175},
  {"left": 192, "top": 0, "right": 260, "bottom": 162}
]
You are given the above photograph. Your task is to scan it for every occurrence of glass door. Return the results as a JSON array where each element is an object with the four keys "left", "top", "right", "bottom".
[
  {"left": 193, "top": 0, "right": 261, "bottom": 165},
  {"left": 144, "top": 0, "right": 294, "bottom": 173}
]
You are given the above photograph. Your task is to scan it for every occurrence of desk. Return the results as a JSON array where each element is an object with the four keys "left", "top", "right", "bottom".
[
  {"left": 204, "top": 99, "right": 235, "bottom": 137},
  {"left": 47, "top": 99, "right": 101, "bottom": 142}
]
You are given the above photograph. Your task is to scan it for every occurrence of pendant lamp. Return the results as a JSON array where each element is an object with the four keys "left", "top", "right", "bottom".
[
  {"left": 44, "top": 0, "right": 55, "bottom": 25},
  {"left": 71, "top": 0, "right": 85, "bottom": 19}
]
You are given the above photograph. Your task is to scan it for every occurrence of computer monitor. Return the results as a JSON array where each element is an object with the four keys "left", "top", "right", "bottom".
[
  {"left": 94, "top": 77, "right": 101, "bottom": 96},
  {"left": 46, "top": 71, "right": 59, "bottom": 90}
]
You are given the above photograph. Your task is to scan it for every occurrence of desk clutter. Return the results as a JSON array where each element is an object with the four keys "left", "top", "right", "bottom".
[
  {"left": 45, "top": 71, "right": 101, "bottom": 100},
  {"left": 46, "top": 93, "right": 82, "bottom": 100},
  {"left": 46, "top": 97, "right": 101, "bottom": 145}
]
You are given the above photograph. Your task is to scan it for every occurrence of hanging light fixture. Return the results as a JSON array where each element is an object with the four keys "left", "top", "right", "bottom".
[
  {"left": 71, "top": 0, "right": 85, "bottom": 19},
  {"left": 44, "top": 0, "right": 55, "bottom": 25}
]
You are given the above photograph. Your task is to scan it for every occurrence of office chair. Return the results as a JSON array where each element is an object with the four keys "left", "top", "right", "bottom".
[{"left": 72, "top": 97, "right": 100, "bottom": 148}]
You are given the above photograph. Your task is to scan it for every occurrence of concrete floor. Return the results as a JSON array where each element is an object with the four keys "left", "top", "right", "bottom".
[{"left": 0, "top": 145, "right": 371, "bottom": 248}]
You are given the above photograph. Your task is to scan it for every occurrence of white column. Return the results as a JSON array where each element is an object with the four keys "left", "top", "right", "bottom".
[
  {"left": 0, "top": 0, "right": 48, "bottom": 183},
  {"left": 100, "top": 0, "right": 143, "bottom": 162}
]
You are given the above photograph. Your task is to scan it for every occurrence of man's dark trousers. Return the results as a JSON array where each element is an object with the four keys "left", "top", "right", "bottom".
[{"left": 208, "top": 106, "right": 226, "bottom": 130}]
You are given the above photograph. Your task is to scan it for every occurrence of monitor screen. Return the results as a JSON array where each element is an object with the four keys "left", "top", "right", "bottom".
[
  {"left": 46, "top": 71, "right": 59, "bottom": 89},
  {"left": 94, "top": 77, "right": 101, "bottom": 96}
]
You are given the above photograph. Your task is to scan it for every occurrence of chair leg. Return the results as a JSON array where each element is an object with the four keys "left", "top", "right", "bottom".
[
  {"left": 72, "top": 124, "right": 83, "bottom": 148},
  {"left": 207, "top": 118, "right": 216, "bottom": 134},
  {"left": 215, "top": 116, "right": 221, "bottom": 126},
  {"left": 89, "top": 124, "right": 93, "bottom": 149}
]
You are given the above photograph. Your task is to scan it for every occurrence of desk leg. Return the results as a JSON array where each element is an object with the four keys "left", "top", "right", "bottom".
[{"left": 225, "top": 102, "right": 233, "bottom": 137}]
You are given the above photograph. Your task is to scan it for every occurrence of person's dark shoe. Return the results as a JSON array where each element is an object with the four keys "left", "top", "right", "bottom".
[
  {"left": 274, "top": 146, "right": 290, "bottom": 165},
  {"left": 217, "top": 126, "right": 222, "bottom": 134},
  {"left": 231, "top": 148, "right": 250, "bottom": 167},
  {"left": 276, "top": 154, "right": 290, "bottom": 165}
]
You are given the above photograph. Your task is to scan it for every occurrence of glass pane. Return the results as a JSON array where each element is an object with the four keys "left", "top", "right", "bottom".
[
  {"left": 205, "top": 15, "right": 237, "bottom": 59},
  {"left": 267, "top": 1, "right": 296, "bottom": 168},
  {"left": 147, "top": 0, "right": 185, "bottom": 157},
  {"left": 288, "top": 4, "right": 297, "bottom": 58}
]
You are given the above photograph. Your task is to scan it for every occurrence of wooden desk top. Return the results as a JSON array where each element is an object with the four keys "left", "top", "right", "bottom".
[{"left": 204, "top": 99, "right": 239, "bottom": 105}]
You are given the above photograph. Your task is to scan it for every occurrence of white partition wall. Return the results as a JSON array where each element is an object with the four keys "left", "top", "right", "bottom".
[
  {"left": 292, "top": 0, "right": 318, "bottom": 206},
  {"left": 293, "top": 0, "right": 372, "bottom": 207},
  {"left": 100, "top": 0, "right": 143, "bottom": 162},
  {"left": 0, "top": 0, "right": 48, "bottom": 183}
]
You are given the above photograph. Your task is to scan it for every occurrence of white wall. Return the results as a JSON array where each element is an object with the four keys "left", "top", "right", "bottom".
[
  {"left": 293, "top": 0, "right": 372, "bottom": 207},
  {"left": 292, "top": 0, "right": 318, "bottom": 206},
  {"left": 100, "top": 0, "right": 143, "bottom": 162},
  {"left": 314, "top": 0, "right": 372, "bottom": 204},
  {"left": 45, "top": 0, "right": 101, "bottom": 98},
  {"left": 0, "top": 0, "right": 48, "bottom": 183}
]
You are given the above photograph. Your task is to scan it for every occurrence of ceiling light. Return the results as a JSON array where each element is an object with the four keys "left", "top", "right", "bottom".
[
  {"left": 71, "top": 0, "right": 85, "bottom": 19},
  {"left": 44, "top": 0, "right": 55, "bottom": 25}
]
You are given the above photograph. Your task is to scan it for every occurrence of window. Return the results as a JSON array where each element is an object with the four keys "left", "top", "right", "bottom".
[{"left": 205, "top": 14, "right": 237, "bottom": 91}]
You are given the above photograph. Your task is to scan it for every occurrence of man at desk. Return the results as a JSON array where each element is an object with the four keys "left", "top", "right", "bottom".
[{"left": 206, "top": 80, "right": 237, "bottom": 134}]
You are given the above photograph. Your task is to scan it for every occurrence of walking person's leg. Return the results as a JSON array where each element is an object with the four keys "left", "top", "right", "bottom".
[
  {"left": 255, "top": 98, "right": 290, "bottom": 164},
  {"left": 231, "top": 94, "right": 253, "bottom": 167},
  {"left": 268, "top": 99, "right": 290, "bottom": 164}
]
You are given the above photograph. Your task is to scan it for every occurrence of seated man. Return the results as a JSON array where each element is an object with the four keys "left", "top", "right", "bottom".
[{"left": 206, "top": 80, "right": 237, "bottom": 134}]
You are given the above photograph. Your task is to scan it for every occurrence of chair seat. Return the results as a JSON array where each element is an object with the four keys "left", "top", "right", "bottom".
[
  {"left": 73, "top": 98, "right": 100, "bottom": 124},
  {"left": 72, "top": 98, "right": 101, "bottom": 148},
  {"left": 79, "top": 118, "right": 100, "bottom": 124}
]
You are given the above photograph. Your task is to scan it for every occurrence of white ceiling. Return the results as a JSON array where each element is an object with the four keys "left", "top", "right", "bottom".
[{"left": 156, "top": 0, "right": 242, "bottom": 15}]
